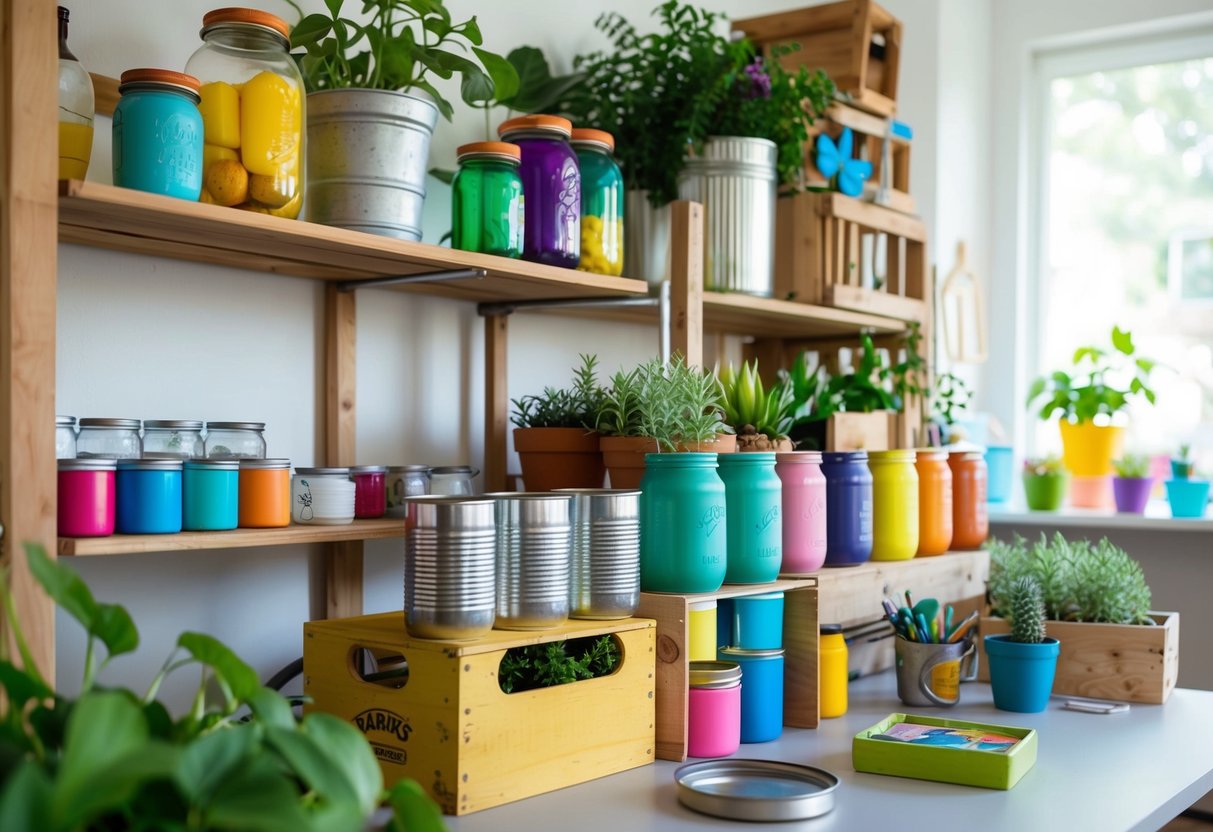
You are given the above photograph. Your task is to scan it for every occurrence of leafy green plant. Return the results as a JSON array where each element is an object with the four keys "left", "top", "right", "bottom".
[
  {"left": 594, "top": 365, "right": 646, "bottom": 438},
  {"left": 498, "top": 635, "right": 620, "bottom": 694},
  {"left": 716, "top": 360, "right": 794, "bottom": 443},
  {"left": 813, "top": 333, "right": 898, "bottom": 421},
  {"left": 0, "top": 543, "right": 443, "bottom": 832},
  {"left": 988, "top": 533, "right": 1154, "bottom": 625},
  {"left": 1113, "top": 454, "right": 1151, "bottom": 479},
  {"left": 1023, "top": 456, "right": 1065, "bottom": 476},
  {"left": 1006, "top": 577, "right": 1047, "bottom": 644},
  {"left": 1025, "top": 325, "right": 1158, "bottom": 423},
  {"left": 511, "top": 354, "right": 606, "bottom": 430},
  {"left": 285, "top": 0, "right": 518, "bottom": 121},
  {"left": 931, "top": 371, "right": 972, "bottom": 433},
  {"left": 1173, "top": 444, "right": 1195, "bottom": 479},
  {"left": 595, "top": 355, "right": 726, "bottom": 451}
]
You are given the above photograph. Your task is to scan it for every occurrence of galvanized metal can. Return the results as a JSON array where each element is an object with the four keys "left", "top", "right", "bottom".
[
  {"left": 404, "top": 496, "right": 497, "bottom": 641},
  {"left": 623, "top": 189, "right": 671, "bottom": 289},
  {"left": 556, "top": 488, "right": 640, "bottom": 620},
  {"left": 489, "top": 492, "right": 572, "bottom": 630}
]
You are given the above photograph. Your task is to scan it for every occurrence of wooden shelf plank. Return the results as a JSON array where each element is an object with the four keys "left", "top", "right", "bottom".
[
  {"left": 59, "top": 518, "right": 405, "bottom": 557},
  {"left": 57, "top": 181, "right": 649, "bottom": 303}
]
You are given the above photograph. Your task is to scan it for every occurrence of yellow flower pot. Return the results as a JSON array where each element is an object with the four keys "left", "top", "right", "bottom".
[{"left": 1058, "top": 421, "right": 1124, "bottom": 477}]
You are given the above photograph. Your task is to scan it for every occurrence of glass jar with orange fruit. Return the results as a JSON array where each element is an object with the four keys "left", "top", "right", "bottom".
[{"left": 185, "top": 8, "right": 304, "bottom": 218}]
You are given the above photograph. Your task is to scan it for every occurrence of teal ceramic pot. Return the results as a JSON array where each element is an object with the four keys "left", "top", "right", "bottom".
[
  {"left": 985, "top": 635, "right": 1060, "bottom": 713},
  {"left": 639, "top": 453, "right": 726, "bottom": 593},
  {"left": 1166, "top": 479, "right": 1210, "bottom": 518},
  {"left": 719, "top": 452, "right": 782, "bottom": 584}
]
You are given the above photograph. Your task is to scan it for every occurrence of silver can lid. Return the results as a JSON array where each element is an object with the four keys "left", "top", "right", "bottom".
[
  {"left": 239, "top": 458, "right": 291, "bottom": 470},
  {"left": 59, "top": 458, "right": 116, "bottom": 471},
  {"left": 144, "top": 420, "right": 204, "bottom": 430},
  {"left": 56, "top": 415, "right": 77, "bottom": 427},
  {"left": 689, "top": 660, "right": 741, "bottom": 689},
  {"left": 430, "top": 465, "right": 477, "bottom": 475},
  {"left": 719, "top": 646, "right": 786, "bottom": 660},
  {"left": 117, "top": 458, "right": 183, "bottom": 471},
  {"left": 206, "top": 421, "right": 266, "bottom": 431},
  {"left": 349, "top": 465, "right": 388, "bottom": 474},
  {"left": 79, "top": 418, "right": 141, "bottom": 429},
  {"left": 184, "top": 459, "right": 240, "bottom": 471},
  {"left": 388, "top": 464, "right": 431, "bottom": 473},
  {"left": 675, "top": 760, "right": 839, "bottom": 822},
  {"left": 295, "top": 467, "right": 351, "bottom": 476}
]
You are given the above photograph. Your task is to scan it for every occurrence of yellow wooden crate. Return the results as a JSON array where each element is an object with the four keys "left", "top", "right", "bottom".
[{"left": 303, "top": 612, "right": 656, "bottom": 815}]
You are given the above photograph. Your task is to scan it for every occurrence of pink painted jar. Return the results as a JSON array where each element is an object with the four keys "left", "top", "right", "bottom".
[
  {"left": 58, "top": 458, "right": 116, "bottom": 537},
  {"left": 687, "top": 660, "right": 742, "bottom": 758},
  {"left": 351, "top": 465, "right": 387, "bottom": 519},
  {"left": 775, "top": 451, "right": 828, "bottom": 574}
]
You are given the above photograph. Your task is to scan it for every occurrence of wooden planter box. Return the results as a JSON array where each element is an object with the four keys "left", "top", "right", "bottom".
[
  {"left": 826, "top": 411, "right": 896, "bottom": 451},
  {"left": 303, "top": 613, "right": 656, "bottom": 815},
  {"left": 806, "top": 103, "right": 914, "bottom": 215},
  {"left": 734, "top": 0, "right": 903, "bottom": 117},
  {"left": 977, "top": 612, "right": 1180, "bottom": 704},
  {"left": 637, "top": 578, "right": 818, "bottom": 761}
]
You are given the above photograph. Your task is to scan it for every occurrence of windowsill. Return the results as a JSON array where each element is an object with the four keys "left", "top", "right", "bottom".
[{"left": 988, "top": 500, "right": 1213, "bottom": 532}]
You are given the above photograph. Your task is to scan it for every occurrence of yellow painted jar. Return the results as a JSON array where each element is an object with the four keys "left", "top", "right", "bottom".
[
  {"left": 869, "top": 449, "right": 919, "bottom": 561},
  {"left": 688, "top": 600, "right": 718, "bottom": 662},
  {"left": 819, "top": 624, "right": 848, "bottom": 718}
]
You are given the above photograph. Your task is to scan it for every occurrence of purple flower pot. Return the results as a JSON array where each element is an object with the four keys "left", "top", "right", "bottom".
[{"left": 1112, "top": 477, "right": 1153, "bottom": 514}]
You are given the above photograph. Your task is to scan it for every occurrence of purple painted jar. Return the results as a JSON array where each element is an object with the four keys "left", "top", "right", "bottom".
[
  {"left": 821, "top": 451, "right": 873, "bottom": 567},
  {"left": 498, "top": 114, "right": 580, "bottom": 268}
]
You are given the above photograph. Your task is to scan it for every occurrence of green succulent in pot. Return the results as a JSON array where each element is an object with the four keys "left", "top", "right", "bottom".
[
  {"left": 716, "top": 359, "right": 795, "bottom": 452},
  {"left": 1007, "top": 576, "right": 1047, "bottom": 644},
  {"left": 1172, "top": 444, "right": 1195, "bottom": 479}
]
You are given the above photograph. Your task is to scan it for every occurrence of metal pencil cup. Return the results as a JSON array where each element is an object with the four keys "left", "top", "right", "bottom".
[
  {"left": 403, "top": 497, "right": 497, "bottom": 641},
  {"left": 490, "top": 493, "right": 573, "bottom": 630},
  {"left": 894, "top": 635, "right": 979, "bottom": 707},
  {"left": 557, "top": 488, "right": 641, "bottom": 620}
]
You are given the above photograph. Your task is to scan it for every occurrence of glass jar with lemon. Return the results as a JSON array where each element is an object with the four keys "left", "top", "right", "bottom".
[
  {"left": 185, "top": 8, "right": 304, "bottom": 218},
  {"left": 571, "top": 128, "right": 624, "bottom": 276}
]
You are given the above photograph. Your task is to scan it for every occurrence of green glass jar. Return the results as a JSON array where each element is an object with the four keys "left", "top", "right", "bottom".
[
  {"left": 639, "top": 453, "right": 726, "bottom": 593},
  {"left": 571, "top": 128, "right": 623, "bottom": 276},
  {"left": 719, "top": 452, "right": 783, "bottom": 583},
  {"left": 451, "top": 141, "right": 524, "bottom": 258}
]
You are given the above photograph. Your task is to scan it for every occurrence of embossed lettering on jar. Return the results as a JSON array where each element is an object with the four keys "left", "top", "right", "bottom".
[{"left": 639, "top": 453, "right": 726, "bottom": 594}]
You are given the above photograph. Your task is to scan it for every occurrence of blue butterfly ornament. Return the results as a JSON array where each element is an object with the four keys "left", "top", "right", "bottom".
[{"left": 815, "top": 127, "right": 873, "bottom": 198}]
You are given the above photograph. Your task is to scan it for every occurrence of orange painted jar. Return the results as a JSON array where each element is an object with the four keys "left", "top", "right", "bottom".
[
  {"left": 948, "top": 451, "right": 988, "bottom": 549},
  {"left": 915, "top": 449, "right": 953, "bottom": 556},
  {"left": 238, "top": 458, "right": 291, "bottom": 528}
]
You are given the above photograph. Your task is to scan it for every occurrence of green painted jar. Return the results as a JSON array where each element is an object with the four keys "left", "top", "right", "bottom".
[
  {"left": 719, "top": 452, "right": 782, "bottom": 584},
  {"left": 451, "top": 141, "right": 524, "bottom": 258},
  {"left": 639, "top": 453, "right": 726, "bottom": 593}
]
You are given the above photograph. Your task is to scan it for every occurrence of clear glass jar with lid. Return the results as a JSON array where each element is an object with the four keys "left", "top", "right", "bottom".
[
  {"left": 58, "top": 5, "right": 94, "bottom": 180},
  {"left": 184, "top": 7, "right": 304, "bottom": 218},
  {"left": 77, "top": 418, "right": 141, "bottom": 459},
  {"left": 205, "top": 421, "right": 267, "bottom": 459},
  {"left": 429, "top": 465, "right": 480, "bottom": 496},
  {"left": 386, "top": 465, "right": 430, "bottom": 517},
  {"left": 571, "top": 128, "right": 624, "bottom": 276},
  {"left": 56, "top": 415, "right": 77, "bottom": 459},
  {"left": 143, "top": 420, "right": 205, "bottom": 459}
]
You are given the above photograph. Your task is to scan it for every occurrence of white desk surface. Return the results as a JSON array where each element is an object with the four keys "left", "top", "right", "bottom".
[{"left": 446, "top": 673, "right": 1213, "bottom": 832}]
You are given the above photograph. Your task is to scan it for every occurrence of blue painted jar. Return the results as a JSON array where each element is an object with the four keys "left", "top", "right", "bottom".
[
  {"left": 821, "top": 451, "right": 873, "bottom": 567},
  {"left": 639, "top": 453, "right": 726, "bottom": 593},
  {"left": 718, "top": 452, "right": 782, "bottom": 584},
  {"left": 733, "top": 591, "right": 784, "bottom": 650},
  {"left": 112, "top": 69, "right": 203, "bottom": 201},
  {"left": 116, "top": 458, "right": 183, "bottom": 534},
  {"left": 719, "top": 646, "right": 784, "bottom": 743},
  {"left": 183, "top": 459, "right": 239, "bottom": 531}
]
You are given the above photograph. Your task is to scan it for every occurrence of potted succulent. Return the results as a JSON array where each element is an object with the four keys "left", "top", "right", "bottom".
[
  {"left": 286, "top": 0, "right": 517, "bottom": 239},
  {"left": 1022, "top": 456, "right": 1067, "bottom": 511},
  {"left": 511, "top": 354, "right": 607, "bottom": 491},
  {"left": 984, "top": 576, "right": 1060, "bottom": 713},
  {"left": 1165, "top": 445, "right": 1210, "bottom": 518},
  {"left": 1171, "top": 444, "right": 1195, "bottom": 479},
  {"left": 717, "top": 359, "right": 795, "bottom": 452},
  {"left": 1111, "top": 454, "right": 1153, "bottom": 515},
  {"left": 979, "top": 533, "right": 1179, "bottom": 704},
  {"left": 0, "top": 544, "right": 443, "bottom": 830}
]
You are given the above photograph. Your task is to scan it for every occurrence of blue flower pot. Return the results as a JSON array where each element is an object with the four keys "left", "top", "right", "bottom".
[
  {"left": 985, "top": 446, "right": 1013, "bottom": 503},
  {"left": 984, "top": 635, "right": 1060, "bottom": 713},
  {"left": 1166, "top": 479, "right": 1210, "bottom": 519}
]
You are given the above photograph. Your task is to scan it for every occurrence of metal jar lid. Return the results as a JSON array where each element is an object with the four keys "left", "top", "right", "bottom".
[
  {"left": 239, "top": 458, "right": 291, "bottom": 470},
  {"left": 206, "top": 421, "right": 266, "bottom": 431},
  {"left": 675, "top": 759, "right": 839, "bottom": 822},
  {"left": 184, "top": 459, "right": 240, "bottom": 471},
  {"left": 689, "top": 660, "right": 742, "bottom": 689},
  {"left": 117, "top": 458, "right": 183, "bottom": 471},
  {"left": 719, "top": 647, "right": 786, "bottom": 661},
  {"left": 430, "top": 465, "right": 478, "bottom": 475},
  {"left": 56, "top": 415, "right": 77, "bottom": 427},
  {"left": 79, "top": 418, "right": 141, "bottom": 430},
  {"left": 388, "top": 464, "right": 431, "bottom": 474},
  {"left": 59, "top": 458, "right": 116, "bottom": 471},
  {"left": 294, "top": 467, "right": 350, "bottom": 476},
  {"left": 144, "top": 419, "right": 203, "bottom": 430},
  {"left": 820, "top": 623, "right": 844, "bottom": 636},
  {"left": 349, "top": 465, "right": 388, "bottom": 474}
]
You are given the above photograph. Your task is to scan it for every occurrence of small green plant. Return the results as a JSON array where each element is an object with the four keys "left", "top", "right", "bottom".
[
  {"left": 1006, "top": 576, "right": 1047, "bottom": 644},
  {"left": 511, "top": 354, "right": 606, "bottom": 430},
  {"left": 1025, "top": 325, "right": 1158, "bottom": 423},
  {"left": 716, "top": 360, "right": 794, "bottom": 446},
  {"left": 1173, "top": 444, "right": 1195, "bottom": 479},
  {"left": 931, "top": 371, "right": 972, "bottom": 439},
  {"left": 595, "top": 355, "right": 726, "bottom": 451},
  {"left": 1113, "top": 454, "right": 1151, "bottom": 479},
  {"left": 1023, "top": 456, "right": 1065, "bottom": 476},
  {"left": 498, "top": 635, "right": 620, "bottom": 694},
  {"left": 595, "top": 365, "right": 646, "bottom": 438}
]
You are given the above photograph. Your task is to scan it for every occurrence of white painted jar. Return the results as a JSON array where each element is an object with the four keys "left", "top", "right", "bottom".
[{"left": 292, "top": 467, "right": 355, "bottom": 525}]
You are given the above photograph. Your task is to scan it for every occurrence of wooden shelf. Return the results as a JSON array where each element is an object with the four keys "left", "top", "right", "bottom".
[
  {"left": 59, "top": 517, "right": 405, "bottom": 557},
  {"left": 57, "top": 180, "right": 649, "bottom": 303}
]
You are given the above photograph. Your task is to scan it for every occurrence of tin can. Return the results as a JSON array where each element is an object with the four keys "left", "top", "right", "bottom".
[
  {"left": 559, "top": 488, "right": 640, "bottom": 620},
  {"left": 404, "top": 496, "right": 497, "bottom": 640},
  {"left": 821, "top": 452, "right": 872, "bottom": 566},
  {"left": 719, "top": 452, "right": 782, "bottom": 584},
  {"left": 720, "top": 646, "right": 785, "bottom": 743},
  {"left": 116, "top": 458, "right": 183, "bottom": 534},
  {"left": 58, "top": 458, "right": 116, "bottom": 537},
  {"left": 183, "top": 459, "right": 239, "bottom": 531},
  {"left": 491, "top": 492, "right": 572, "bottom": 630},
  {"left": 687, "top": 661, "right": 742, "bottom": 758}
]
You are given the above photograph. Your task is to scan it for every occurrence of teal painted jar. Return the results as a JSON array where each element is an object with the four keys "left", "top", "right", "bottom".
[
  {"left": 451, "top": 141, "right": 524, "bottom": 258},
  {"left": 112, "top": 68, "right": 203, "bottom": 201},
  {"left": 719, "top": 453, "right": 782, "bottom": 584},
  {"left": 183, "top": 459, "right": 239, "bottom": 531},
  {"left": 639, "top": 453, "right": 726, "bottom": 593}
]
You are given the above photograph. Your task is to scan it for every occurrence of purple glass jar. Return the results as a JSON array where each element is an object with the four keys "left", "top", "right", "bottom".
[
  {"left": 821, "top": 451, "right": 873, "bottom": 567},
  {"left": 498, "top": 114, "right": 580, "bottom": 268}
]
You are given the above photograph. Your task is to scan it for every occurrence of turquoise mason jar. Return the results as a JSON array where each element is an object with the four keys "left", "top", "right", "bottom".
[
  {"left": 720, "top": 452, "right": 782, "bottom": 583},
  {"left": 183, "top": 459, "right": 239, "bottom": 531},
  {"left": 639, "top": 453, "right": 726, "bottom": 593},
  {"left": 112, "top": 68, "right": 203, "bottom": 201}
]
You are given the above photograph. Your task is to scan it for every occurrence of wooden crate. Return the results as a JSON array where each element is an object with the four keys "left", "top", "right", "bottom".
[
  {"left": 637, "top": 578, "right": 818, "bottom": 761},
  {"left": 775, "top": 191, "right": 928, "bottom": 323},
  {"left": 806, "top": 103, "right": 914, "bottom": 215},
  {"left": 826, "top": 411, "right": 895, "bottom": 451},
  {"left": 734, "top": 0, "right": 903, "bottom": 117},
  {"left": 977, "top": 612, "right": 1180, "bottom": 704},
  {"left": 303, "top": 613, "right": 656, "bottom": 815}
]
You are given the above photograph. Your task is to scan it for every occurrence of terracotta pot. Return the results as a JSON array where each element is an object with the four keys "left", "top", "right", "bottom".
[
  {"left": 600, "top": 433, "right": 735, "bottom": 488},
  {"left": 678, "top": 433, "right": 737, "bottom": 453},
  {"left": 514, "top": 427, "right": 604, "bottom": 492}
]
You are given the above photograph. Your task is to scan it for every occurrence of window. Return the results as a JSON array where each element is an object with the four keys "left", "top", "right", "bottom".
[{"left": 1030, "top": 30, "right": 1213, "bottom": 464}]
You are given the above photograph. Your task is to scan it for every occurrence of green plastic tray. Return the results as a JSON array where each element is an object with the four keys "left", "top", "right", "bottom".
[{"left": 852, "top": 713, "right": 1038, "bottom": 790}]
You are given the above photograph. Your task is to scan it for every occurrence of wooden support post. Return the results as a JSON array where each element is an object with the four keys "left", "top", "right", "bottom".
[
  {"left": 484, "top": 313, "right": 509, "bottom": 493},
  {"left": 743, "top": 338, "right": 787, "bottom": 386},
  {"left": 669, "top": 200, "right": 703, "bottom": 368},
  {"left": 1, "top": 0, "right": 60, "bottom": 682},
  {"left": 323, "top": 284, "right": 361, "bottom": 619}
]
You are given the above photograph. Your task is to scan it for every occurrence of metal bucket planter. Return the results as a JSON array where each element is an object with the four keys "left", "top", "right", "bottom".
[
  {"left": 678, "top": 136, "right": 778, "bottom": 296},
  {"left": 624, "top": 189, "right": 672, "bottom": 289},
  {"left": 305, "top": 88, "right": 439, "bottom": 240}
]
